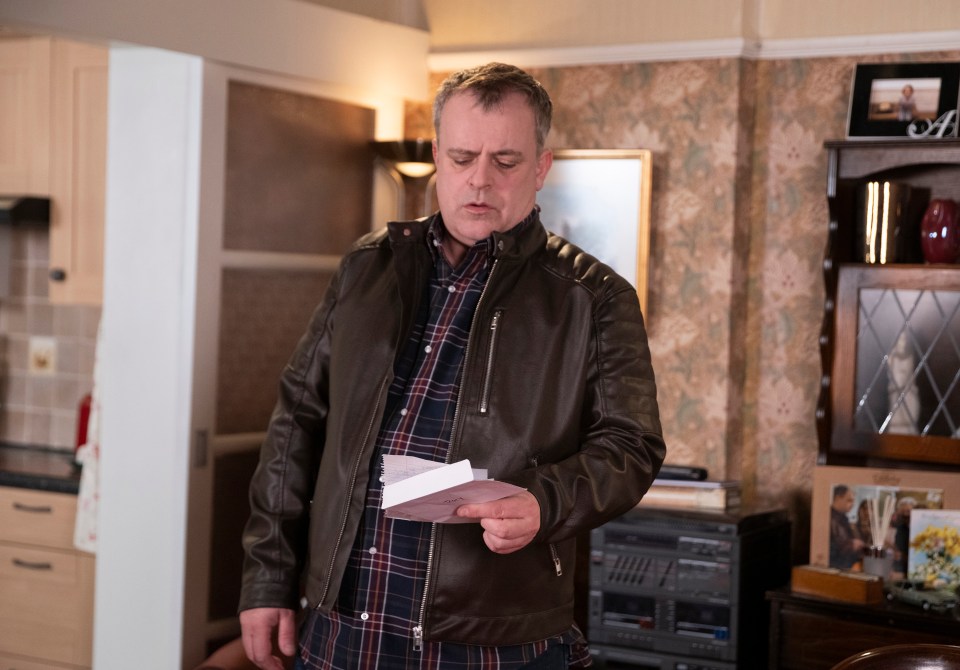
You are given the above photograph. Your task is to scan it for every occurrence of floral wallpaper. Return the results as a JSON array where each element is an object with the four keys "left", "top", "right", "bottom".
[{"left": 407, "top": 50, "right": 960, "bottom": 558}]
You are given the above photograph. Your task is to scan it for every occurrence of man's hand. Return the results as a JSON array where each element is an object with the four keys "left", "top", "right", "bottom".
[
  {"left": 456, "top": 490, "right": 541, "bottom": 553},
  {"left": 239, "top": 607, "right": 297, "bottom": 670}
]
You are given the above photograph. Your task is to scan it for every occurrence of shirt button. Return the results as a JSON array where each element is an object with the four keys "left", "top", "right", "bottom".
[
  {"left": 368, "top": 546, "right": 377, "bottom": 555},
  {"left": 360, "top": 612, "right": 370, "bottom": 621},
  {"left": 403, "top": 228, "right": 411, "bottom": 237},
  {"left": 424, "top": 345, "right": 432, "bottom": 353},
  {"left": 400, "top": 408, "right": 408, "bottom": 416},
  {"left": 448, "top": 285, "right": 456, "bottom": 293}
]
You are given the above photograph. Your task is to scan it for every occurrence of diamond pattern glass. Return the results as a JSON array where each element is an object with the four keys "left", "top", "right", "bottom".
[{"left": 854, "top": 287, "right": 960, "bottom": 438}]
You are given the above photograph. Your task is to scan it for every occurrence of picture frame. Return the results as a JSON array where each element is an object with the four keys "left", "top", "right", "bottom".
[
  {"left": 537, "top": 149, "right": 652, "bottom": 315},
  {"left": 846, "top": 61, "right": 960, "bottom": 138},
  {"left": 908, "top": 509, "right": 960, "bottom": 588},
  {"left": 810, "top": 465, "right": 960, "bottom": 573}
]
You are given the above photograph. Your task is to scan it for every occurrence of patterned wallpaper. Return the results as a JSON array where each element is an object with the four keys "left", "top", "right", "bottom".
[{"left": 407, "top": 50, "right": 960, "bottom": 555}]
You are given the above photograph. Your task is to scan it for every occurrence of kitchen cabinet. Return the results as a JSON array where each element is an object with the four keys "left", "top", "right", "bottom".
[
  {"left": 817, "top": 138, "right": 960, "bottom": 469},
  {"left": 0, "top": 37, "right": 50, "bottom": 194},
  {"left": 0, "top": 485, "right": 94, "bottom": 668},
  {"left": 48, "top": 39, "right": 108, "bottom": 305},
  {"left": 0, "top": 36, "right": 107, "bottom": 305}
]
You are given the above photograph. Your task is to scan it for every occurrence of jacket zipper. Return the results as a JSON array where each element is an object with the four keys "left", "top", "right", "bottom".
[
  {"left": 317, "top": 376, "right": 390, "bottom": 607},
  {"left": 529, "top": 456, "right": 562, "bottom": 577},
  {"left": 478, "top": 309, "right": 503, "bottom": 414},
  {"left": 549, "top": 543, "right": 563, "bottom": 576},
  {"left": 414, "top": 257, "right": 500, "bottom": 651}
]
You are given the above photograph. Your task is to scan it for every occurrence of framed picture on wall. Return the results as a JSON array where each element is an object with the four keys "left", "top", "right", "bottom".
[
  {"left": 810, "top": 465, "right": 960, "bottom": 574},
  {"left": 846, "top": 61, "right": 960, "bottom": 138},
  {"left": 537, "top": 149, "right": 653, "bottom": 315}
]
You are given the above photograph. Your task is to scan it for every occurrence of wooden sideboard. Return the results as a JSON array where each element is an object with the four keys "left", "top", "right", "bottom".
[{"left": 767, "top": 587, "right": 960, "bottom": 670}]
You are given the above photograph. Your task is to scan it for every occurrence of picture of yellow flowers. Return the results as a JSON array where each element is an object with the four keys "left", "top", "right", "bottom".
[{"left": 909, "top": 510, "right": 960, "bottom": 589}]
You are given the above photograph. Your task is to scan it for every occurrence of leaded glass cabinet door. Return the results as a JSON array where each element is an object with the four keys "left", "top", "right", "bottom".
[{"left": 831, "top": 265, "right": 960, "bottom": 467}]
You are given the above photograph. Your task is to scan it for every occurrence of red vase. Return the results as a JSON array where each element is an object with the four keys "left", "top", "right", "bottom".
[{"left": 920, "top": 199, "right": 960, "bottom": 264}]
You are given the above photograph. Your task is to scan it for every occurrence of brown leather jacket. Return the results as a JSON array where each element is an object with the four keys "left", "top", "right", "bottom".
[{"left": 239, "top": 213, "right": 665, "bottom": 646}]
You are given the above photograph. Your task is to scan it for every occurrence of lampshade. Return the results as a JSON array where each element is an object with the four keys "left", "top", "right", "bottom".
[{"left": 371, "top": 139, "right": 435, "bottom": 178}]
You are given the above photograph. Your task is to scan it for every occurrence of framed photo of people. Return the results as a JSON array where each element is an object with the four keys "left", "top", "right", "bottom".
[
  {"left": 846, "top": 61, "right": 960, "bottom": 138},
  {"left": 810, "top": 465, "right": 960, "bottom": 577}
]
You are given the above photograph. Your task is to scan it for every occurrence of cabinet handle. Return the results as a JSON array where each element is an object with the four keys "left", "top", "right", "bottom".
[
  {"left": 12, "top": 557, "right": 53, "bottom": 571},
  {"left": 13, "top": 502, "right": 53, "bottom": 513},
  {"left": 49, "top": 267, "right": 67, "bottom": 281}
]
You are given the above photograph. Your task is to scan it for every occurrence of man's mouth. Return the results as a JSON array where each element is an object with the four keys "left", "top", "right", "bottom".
[{"left": 464, "top": 201, "right": 494, "bottom": 214}]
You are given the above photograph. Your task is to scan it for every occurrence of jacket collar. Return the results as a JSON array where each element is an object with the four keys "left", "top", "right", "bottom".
[{"left": 386, "top": 208, "right": 547, "bottom": 262}]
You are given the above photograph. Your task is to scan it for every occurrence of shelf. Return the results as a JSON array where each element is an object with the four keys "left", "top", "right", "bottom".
[{"left": 818, "top": 140, "right": 960, "bottom": 470}]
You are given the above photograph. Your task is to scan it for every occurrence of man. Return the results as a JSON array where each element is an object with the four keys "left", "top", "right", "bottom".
[
  {"left": 238, "top": 62, "right": 665, "bottom": 670},
  {"left": 829, "top": 485, "right": 865, "bottom": 570}
]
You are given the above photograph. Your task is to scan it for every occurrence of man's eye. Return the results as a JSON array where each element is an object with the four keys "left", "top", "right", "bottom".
[{"left": 496, "top": 161, "right": 516, "bottom": 170}]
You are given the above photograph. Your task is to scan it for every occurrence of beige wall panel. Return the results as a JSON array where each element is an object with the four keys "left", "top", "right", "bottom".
[
  {"left": 422, "top": 0, "right": 960, "bottom": 50},
  {"left": 760, "top": 0, "right": 960, "bottom": 39},
  {"left": 423, "top": 0, "right": 747, "bottom": 50}
]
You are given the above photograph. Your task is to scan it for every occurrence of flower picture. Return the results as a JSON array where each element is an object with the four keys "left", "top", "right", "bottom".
[{"left": 908, "top": 509, "right": 960, "bottom": 589}]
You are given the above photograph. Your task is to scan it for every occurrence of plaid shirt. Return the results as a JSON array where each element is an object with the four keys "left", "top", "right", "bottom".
[{"left": 299, "top": 214, "right": 589, "bottom": 669}]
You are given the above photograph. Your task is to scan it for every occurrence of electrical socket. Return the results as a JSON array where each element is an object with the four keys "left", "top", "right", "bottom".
[{"left": 28, "top": 336, "right": 57, "bottom": 375}]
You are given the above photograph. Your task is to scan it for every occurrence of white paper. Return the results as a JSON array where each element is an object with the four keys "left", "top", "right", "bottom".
[{"left": 381, "top": 455, "right": 524, "bottom": 523}]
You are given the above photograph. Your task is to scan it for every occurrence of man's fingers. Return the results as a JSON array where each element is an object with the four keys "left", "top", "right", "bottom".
[
  {"left": 239, "top": 607, "right": 295, "bottom": 670},
  {"left": 277, "top": 608, "right": 298, "bottom": 656}
]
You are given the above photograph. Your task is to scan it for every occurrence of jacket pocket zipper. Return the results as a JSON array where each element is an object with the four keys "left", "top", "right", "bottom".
[
  {"left": 549, "top": 543, "right": 563, "bottom": 576},
  {"left": 478, "top": 309, "right": 503, "bottom": 414}
]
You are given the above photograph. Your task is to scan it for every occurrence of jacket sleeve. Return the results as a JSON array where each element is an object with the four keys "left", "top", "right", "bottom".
[
  {"left": 237, "top": 270, "right": 340, "bottom": 612},
  {"left": 521, "top": 283, "right": 666, "bottom": 543}
]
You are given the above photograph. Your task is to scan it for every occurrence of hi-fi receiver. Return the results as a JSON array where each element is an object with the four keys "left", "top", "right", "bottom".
[{"left": 589, "top": 506, "right": 791, "bottom": 669}]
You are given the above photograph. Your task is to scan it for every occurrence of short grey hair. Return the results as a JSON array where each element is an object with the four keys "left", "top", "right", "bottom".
[{"left": 433, "top": 62, "right": 553, "bottom": 152}]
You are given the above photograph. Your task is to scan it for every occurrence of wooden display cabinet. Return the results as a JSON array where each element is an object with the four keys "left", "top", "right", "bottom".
[{"left": 817, "top": 138, "right": 960, "bottom": 469}]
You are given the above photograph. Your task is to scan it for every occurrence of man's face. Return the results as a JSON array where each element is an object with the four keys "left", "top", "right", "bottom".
[
  {"left": 432, "top": 91, "right": 552, "bottom": 250},
  {"left": 835, "top": 491, "right": 855, "bottom": 512}
]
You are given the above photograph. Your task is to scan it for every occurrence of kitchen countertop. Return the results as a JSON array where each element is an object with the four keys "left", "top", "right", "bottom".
[{"left": 0, "top": 442, "right": 81, "bottom": 494}]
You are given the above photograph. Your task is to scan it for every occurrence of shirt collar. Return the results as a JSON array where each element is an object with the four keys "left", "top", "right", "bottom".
[{"left": 427, "top": 206, "right": 539, "bottom": 263}]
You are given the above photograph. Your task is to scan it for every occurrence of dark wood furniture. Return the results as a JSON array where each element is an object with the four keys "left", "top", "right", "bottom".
[
  {"left": 767, "top": 588, "right": 960, "bottom": 670},
  {"left": 817, "top": 138, "right": 960, "bottom": 469},
  {"left": 830, "top": 643, "right": 960, "bottom": 670}
]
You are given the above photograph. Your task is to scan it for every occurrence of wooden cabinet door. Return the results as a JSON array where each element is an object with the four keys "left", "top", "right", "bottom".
[
  {"left": 0, "top": 37, "right": 50, "bottom": 194},
  {"left": 48, "top": 39, "right": 108, "bottom": 305}
]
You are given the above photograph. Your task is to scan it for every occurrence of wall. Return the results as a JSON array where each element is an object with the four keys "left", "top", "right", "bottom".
[
  {"left": 407, "top": 47, "right": 960, "bottom": 559},
  {"left": 0, "top": 226, "right": 99, "bottom": 449},
  {"left": 421, "top": 0, "right": 960, "bottom": 50}
]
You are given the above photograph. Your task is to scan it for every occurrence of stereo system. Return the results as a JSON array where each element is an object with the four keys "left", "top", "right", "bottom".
[{"left": 588, "top": 506, "right": 791, "bottom": 669}]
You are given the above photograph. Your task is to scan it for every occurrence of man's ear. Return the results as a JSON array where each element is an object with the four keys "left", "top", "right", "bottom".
[{"left": 534, "top": 149, "right": 553, "bottom": 190}]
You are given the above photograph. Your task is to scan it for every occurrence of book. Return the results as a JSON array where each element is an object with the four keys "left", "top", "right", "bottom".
[
  {"left": 657, "top": 464, "right": 709, "bottom": 481},
  {"left": 381, "top": 455, "right": 525, "bottom": 523},
  {"left": 637, "top": 479, "right": 742, "bottom": 511}
]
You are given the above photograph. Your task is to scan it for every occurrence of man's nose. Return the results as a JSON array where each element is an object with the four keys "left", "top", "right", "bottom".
[{"left": 468, "top": 160, "right": 493, "bottom": 189}]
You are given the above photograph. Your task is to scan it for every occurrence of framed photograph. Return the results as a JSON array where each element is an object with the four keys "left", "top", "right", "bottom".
[
  {"left": 846, "top": 61, "right": 960, "bottom": 138},
  {"left": 537, "top": 149, "right": 652, "bottom": 315},
  {"left": 908, "top": 509, "right": 960, "bottom": 588},
  {"left": 810, "top": 465, "right": 960, "bottom": 575}
]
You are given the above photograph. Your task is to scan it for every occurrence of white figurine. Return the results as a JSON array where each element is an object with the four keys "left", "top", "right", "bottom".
[{"left": 886, "top": 331, "right": 920, "bottom": 435}]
